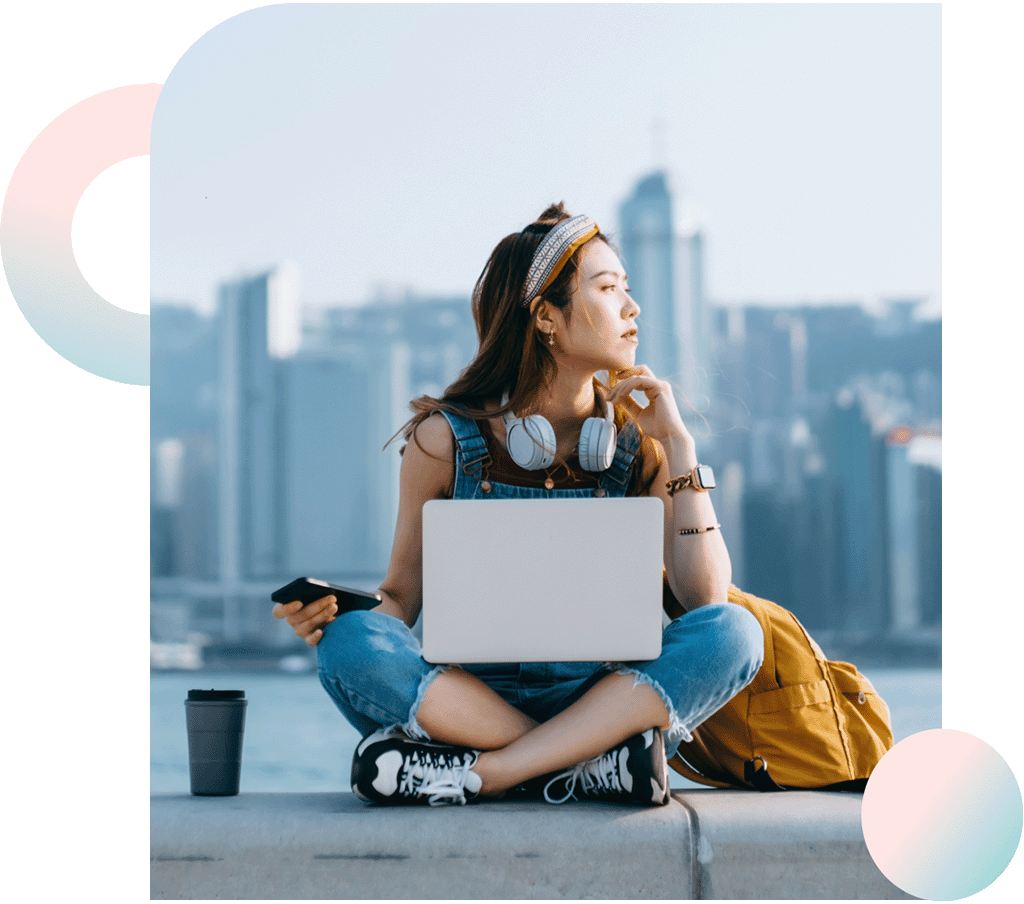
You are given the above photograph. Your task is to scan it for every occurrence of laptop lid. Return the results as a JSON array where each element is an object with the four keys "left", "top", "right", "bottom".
[{"left": 421, "top": 497, "right": 664, "bottom": 664}]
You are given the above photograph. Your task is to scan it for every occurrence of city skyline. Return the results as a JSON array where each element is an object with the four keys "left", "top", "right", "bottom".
[
  {"left": 145, "top": 4, "right": 942, "bottom": 652},
  {"left": 151, "top": 4, "right": 940, "bottom": 316},
  {"left": 151, "top": 215, "right": 941, "bottom": 652}
]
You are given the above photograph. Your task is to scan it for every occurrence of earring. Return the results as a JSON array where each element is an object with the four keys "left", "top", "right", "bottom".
[{"left": 548, "top": 331, "right": 555, "bottom": 347}]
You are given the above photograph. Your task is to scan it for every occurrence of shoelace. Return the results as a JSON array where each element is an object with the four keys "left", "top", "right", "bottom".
[
  {"left": 543, "top": 747, "right": 625, "bottom": 804},
  {"left": 397, "top": 749, "right": 478, "bottom": 806}
]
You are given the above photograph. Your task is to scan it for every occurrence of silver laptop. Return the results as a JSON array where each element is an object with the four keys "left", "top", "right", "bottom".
[{"left": 421, "top": 497, "right": 664, "bottom": 664}]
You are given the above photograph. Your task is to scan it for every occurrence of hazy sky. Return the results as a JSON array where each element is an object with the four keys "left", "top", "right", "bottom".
[{"left": 150, "top": 3, "right": 940, "bottom": 315}]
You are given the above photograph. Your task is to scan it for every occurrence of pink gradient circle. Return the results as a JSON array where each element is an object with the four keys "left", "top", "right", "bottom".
[
  {"left": 862, "top": 728, "right": 1022, "bottom": 900},
  {"left": 1, "top": 84, "right": 161, "bottom": 385}
]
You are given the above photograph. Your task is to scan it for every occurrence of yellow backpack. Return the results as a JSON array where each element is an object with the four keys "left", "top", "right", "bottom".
[{"left": 669, "top": 586, "right": 895, "bottom": 791}]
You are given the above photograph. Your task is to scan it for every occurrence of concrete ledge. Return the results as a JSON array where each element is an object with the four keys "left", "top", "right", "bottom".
[
  {"left": 677, "top": 789, "right": 912, "bottom": 900},
  {"left": 151, "top": 791, "right": 913, "bottom": 900}
]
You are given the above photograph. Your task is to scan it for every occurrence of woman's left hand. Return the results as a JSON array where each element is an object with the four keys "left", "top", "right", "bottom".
[{"left": 604, "top": 366, "right": 693, "bottom": 447}]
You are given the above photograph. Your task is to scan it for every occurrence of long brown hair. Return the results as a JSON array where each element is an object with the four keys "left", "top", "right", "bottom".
[{"left": 395, "top": 202, "right": 661, "bottom": 491}]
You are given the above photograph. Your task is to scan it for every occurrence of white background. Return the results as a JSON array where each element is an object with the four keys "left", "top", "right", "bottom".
[{"left": 1, "top": 2, "right": 1021, "bottom": 902}]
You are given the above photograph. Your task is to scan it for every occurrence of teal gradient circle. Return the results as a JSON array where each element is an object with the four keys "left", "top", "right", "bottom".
[
  {"left": 863, "top": 729, "right": 1022, "bottom": 900},
  {"left": 1, "top": 84, "right": 160, "bottom": 385}
]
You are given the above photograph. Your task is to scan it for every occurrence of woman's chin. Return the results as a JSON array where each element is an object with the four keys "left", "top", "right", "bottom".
[{"left": 618, "top": 348, "right": 638, "bottom": 369}]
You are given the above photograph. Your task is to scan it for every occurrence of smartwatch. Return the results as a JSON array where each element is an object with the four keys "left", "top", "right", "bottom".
[{"left": 666, "top": 464, "right": 716, "bottom": 495}]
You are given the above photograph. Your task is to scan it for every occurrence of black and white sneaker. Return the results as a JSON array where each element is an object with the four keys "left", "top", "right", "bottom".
[
  {"left": 351, "top": 728, "right": 484, "bottom": 806},
  {"left": 542, "top": 727, "right": 671, "bottom": 806}
]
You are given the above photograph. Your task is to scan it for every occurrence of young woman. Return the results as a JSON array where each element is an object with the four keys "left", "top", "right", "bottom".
[{"left": 273, "top": 204, "right": 764, "bottom": 806}]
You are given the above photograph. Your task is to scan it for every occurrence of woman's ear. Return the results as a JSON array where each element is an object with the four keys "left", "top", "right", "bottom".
[{"left": 532, "top": 298, "right": 559, "bottom": 334}]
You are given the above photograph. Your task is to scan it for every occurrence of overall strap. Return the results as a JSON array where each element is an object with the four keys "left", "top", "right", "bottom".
[
  {"left": 432, "top": 408, "right": 491, "bottom": 498},
  {"left": 597, "top": 419, "right": 642, "bottom": 495}
]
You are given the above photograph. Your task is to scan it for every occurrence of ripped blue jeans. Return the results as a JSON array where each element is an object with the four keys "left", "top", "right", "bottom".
[{"left": 316, "top": 602, "right": 763, "bottom": 760}]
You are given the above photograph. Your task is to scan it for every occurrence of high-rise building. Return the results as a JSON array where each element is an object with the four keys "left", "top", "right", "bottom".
[
  {"left": 150, "top": 303, "right": 218, "bottom": 443},
  {"left": 150, "top": 304, "right": 219, "bottom": 584},
  {"left": 677, "top": 225, "right": 709, "bottom": 409},
  {"left": 822, "top": 388, "right": 892, "bottom": 634},
  {"left": 216, "top": 265, "right": 300, "bottom": 596},
  {"left": 885, "top": 426, "right": 921, "bottom": 632},
  {"left": 278, "top": 353, "right": 375, "bottom": 576},
  {"left": 617, "top": 172, "right": 707, "bottom": 406},
  {"left": 914, "top": 447, "right": 942, "bottom": 627},
  {"left": 619, "top": 172, "right": 675, "bottom": 381},
  {"left": 151, "top": 438, "right": 184, "bottom": 577}
]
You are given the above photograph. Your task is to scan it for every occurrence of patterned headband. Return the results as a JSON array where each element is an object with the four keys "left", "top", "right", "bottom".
[{"left": 521, "top": 214, "right": 600, "bottom": 306}]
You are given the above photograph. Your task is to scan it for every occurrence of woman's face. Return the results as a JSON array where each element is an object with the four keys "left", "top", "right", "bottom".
[{"left": 553, "top": 240, "right": 640, "bottom": 375}]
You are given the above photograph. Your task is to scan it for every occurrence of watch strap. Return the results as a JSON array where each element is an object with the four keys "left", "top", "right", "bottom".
[{"left": 666, "top": 465, "right": 712, "bottom": 496}]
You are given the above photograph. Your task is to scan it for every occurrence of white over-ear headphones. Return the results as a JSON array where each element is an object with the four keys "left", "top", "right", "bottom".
[{"left": 500, "top": 392, "right": 618, "bottom": 472}]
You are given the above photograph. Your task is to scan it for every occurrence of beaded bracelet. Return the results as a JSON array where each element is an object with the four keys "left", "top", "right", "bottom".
[{"left": 678, "top": 523, "right": 721, "bottom": 536}]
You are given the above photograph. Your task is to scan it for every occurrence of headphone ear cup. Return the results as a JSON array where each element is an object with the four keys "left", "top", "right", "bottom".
[
  {"left": 506, "top": 415, "right": 556, "bottom": 470},
  {"left": 578, "top": 416, "right": 617, "bottom": 472}
]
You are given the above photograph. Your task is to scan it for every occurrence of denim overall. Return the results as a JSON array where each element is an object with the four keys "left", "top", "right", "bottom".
[{"left": 317, "top": 409, "right": 763, "bottom": 759}]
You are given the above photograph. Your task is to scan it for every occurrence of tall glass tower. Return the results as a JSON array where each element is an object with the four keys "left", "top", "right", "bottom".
[
  {"left": 618, "top": 172, "right": 676, "bottom": 382},
  {"left": 216, "top": 265, "right": 299, "bottom": 594},
  {"left": 617, "top": 172, "right": 706, "bottom": 408}
]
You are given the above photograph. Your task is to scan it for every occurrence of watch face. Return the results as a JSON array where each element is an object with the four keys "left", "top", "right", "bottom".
[{"left": 696, "top": 465, "right": 716, "bottom": 490}]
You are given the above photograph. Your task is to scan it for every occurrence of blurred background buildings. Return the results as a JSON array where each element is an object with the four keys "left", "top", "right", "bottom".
[{"left": 151, "top": 172, "right": 940, "bottom": 670}]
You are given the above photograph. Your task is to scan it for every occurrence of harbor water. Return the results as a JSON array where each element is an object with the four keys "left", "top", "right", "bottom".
[{"left": 151, "top": 667, "right": 940, "bottom": 794}]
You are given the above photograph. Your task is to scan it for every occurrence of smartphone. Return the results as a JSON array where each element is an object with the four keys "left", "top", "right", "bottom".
[{"left": 270, "top": 577, "right": 382, "bottom": 612}]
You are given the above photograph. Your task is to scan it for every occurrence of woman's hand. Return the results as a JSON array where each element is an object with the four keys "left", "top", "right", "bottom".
[
  {"left": 605, "top": 365, "right": 693, "bottom": 447},
  {"left": 272, "top": 595, "right": 338, "bottom": 647}
]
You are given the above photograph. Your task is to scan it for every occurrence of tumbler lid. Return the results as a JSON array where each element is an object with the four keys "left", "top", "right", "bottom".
[{"left": 187, "top": 689, "right": 245, "bottom": 701}]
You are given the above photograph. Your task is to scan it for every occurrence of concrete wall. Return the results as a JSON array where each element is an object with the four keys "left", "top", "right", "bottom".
[{"left": 151, "top": 790, "right": 913, "bottom": 899}]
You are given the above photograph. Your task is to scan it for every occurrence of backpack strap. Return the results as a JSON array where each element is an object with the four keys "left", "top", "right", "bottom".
[
  {"left": 669, "top": 751, "right": 741, "bottom": 790},
  {"left": 788, "top": 612, "right": 859, "bottom": 780},
  {"left": 744, "top": 756, "right": 785, "bottom": 792},
  {"left": 671, "top": 750, "right": 869, "bottom": 793},
  {"left": 670, "top": 727, "right": 747, "bottom": 789},
  {"left": 744, "top": 756, "right": 867, "bottom": 793}
]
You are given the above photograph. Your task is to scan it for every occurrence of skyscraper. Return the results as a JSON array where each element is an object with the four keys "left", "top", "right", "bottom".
[
  {"left": 216, "top": 265, "right": 300, "bottom": 598},
  {"left": 885, "top": 426, "right": 921, "bottom": 632},
  {"left": 914, "top": 449, "right": 942, "bottom": 628},
  {"left": 618, "top": 173, "right": 676, "bottom": 382},
  {"left": 822, "top": 388, "right": 892, "bottom": 634},
  {"left": 617, "top": 172, "right": 707, "bottom": 407}
]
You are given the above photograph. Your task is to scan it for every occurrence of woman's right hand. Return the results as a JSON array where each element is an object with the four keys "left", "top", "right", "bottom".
[{"left": 272, "top": 595, "right": 338, "bottom": 647}]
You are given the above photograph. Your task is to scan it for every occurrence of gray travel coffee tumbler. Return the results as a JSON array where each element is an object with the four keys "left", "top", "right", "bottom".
[{"left": 185, "top": 689, "right": 247, "bottom": 795}]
